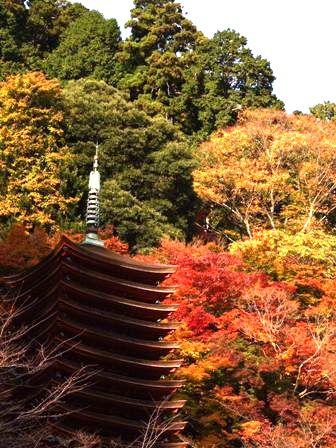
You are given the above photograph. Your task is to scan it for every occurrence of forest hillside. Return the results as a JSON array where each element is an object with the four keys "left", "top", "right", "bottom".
[{"left": 1, "top": 1, "right": 336, "bottom": 447}]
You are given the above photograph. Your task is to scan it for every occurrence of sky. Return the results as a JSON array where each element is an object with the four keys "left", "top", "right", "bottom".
[{"left": 73, "top": 0, "right": 336, "bottom": 113}]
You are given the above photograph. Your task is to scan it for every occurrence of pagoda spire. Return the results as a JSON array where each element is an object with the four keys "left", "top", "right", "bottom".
[{"left": 83, "top": 143, "right": 104, "bottom": 247}]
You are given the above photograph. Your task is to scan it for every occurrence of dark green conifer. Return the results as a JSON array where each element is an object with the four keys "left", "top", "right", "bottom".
[
  {"left": 45, "top": 10, "right": 121, "bottom": 83},
  {"left": 62, "top": 78, "right": 198, "bottom": 249},
  {"left": 117, "top": 0, "right": 204, "bottom": 111}
]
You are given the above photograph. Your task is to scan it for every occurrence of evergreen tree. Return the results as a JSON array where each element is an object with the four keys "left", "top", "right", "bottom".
[
  {"left": 190, "top": 29, "right": 284, "bottom": 137},
  {"left": 117, "top": 0, "right": 203, "bottom": 116},
  {"left": 23, "top": 0, "right": 88, "bottom": 68},
  {"left": 62, "top": 78, "right": 197, "bottom": 249},
  {"left": 0, "top": 0, "right": 88, "bottom": 76},
  {"left": 0, "top": 0, "right": 26, "bottom": 77},
  {"left": 118, "top": 4, "right": 282, "bottom": 137},
  {"left": 46, "top": 10, "right": 121, "bottom": 83}
]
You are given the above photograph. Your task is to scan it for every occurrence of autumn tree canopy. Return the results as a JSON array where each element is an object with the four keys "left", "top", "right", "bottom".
[
  {"left": 0, "top": 71, "right": 75, "bottom": 229},
  {"left": 194, "top": 109, "right": 336, "bottom": 239},
  {"left": 2, "top": 3, "right": 336, "bottom": 445},
  {"left": 137, "top": 239, "right": 336, "bottom": 448}
]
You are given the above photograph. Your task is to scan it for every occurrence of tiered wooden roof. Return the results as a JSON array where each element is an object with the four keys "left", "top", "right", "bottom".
[{"left": 0, "top": 236, "right": 187, "bottom": 447}]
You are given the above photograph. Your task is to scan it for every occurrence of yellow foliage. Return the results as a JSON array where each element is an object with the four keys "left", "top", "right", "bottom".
[
  {"left": 0, "top": 72, "right": 75, "bottom": 229},
  {"left": 194, "top": 109, "right": 336, "bottom": 237},
  {"left": 179, "top": 340, "right": 211, "bottom": 361},
  {"left": 240, "top": 420, "right": 263, "bottom": 437},
  {"left": 179, "top": 354, "right": 235, "bottom": 382},
  {"left": 230, "top": 229, "right": 336, "bottom": 280}
]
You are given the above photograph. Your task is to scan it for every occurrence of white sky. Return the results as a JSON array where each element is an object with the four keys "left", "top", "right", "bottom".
[{"left": 73, "top": 0, "right": 336, "bottom": 113}]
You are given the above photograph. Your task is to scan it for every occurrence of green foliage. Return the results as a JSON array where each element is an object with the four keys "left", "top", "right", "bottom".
[
  {"left": 62, "top": 78, "right": 197, "bottom": 249},
  {"left": 0, "top": 0, "right": 26, "bottom": 77},
  {"left": 193, "top": 29, "right": 284, "bottom": 136},
  {"left": 0, "top": 0, "right": 282, "bottom": 139},
  {"left": 0, "top": 1, "right": 285, "bottom": 246},
  {"left": 0, "top": 0, "right": 88, "bottom": 76},
  {"left": 45, "top": 10, "right": 121, "bottom": 83},
  {"left": 100, "top": 180, "right": 180, "bottom": 250},
  {"left": 310, "top": 101, "right": 336, "bottom": 120},
  {"left": 117, "top": 0, "right": 204, "bottom": 128},
  {"left": 117, "top": 2, "right": 282, "bottom": 137},
  {"left": 25, "top": 0, "right": 85, "bottom": 53}
]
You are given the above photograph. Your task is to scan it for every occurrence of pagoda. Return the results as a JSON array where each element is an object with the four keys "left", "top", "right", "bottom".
[{"left": 0, "top": 146, "right": 187, "bottom": 447}]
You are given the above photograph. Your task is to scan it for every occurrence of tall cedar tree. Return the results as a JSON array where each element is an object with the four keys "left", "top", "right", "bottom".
[
  {"left": 118, "top": 2, "right": 282, "bottom": 136},
  {"left": 117, "top": 0, "right": 204, "bottom": 121},
  {"left": 25, "top": 0, "right": 82, "bottom": 52},
  {"left": 193, "top": 30, "right": 284, "bottom": 136},
  {"left": 0, "top": 72, "right": 75, "bottom": 229},
  {"left": 45, "top": 10, "right": 121, "bottom": 83},
  {"left": 0, "top": 0, "right": 87, "bottom": 76},
  {"left": 174, "top": 29, "right": 283, "bottom": 136}
]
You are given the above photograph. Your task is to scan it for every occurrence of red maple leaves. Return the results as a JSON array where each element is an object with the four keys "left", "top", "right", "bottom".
[{"left": 139, "top": 238, "right": 336, "bottom": 447}]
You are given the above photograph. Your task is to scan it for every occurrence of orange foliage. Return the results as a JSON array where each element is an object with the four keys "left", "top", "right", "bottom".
[
  {"left": 0, "top": 224, "right": 52, "bottom": 274},
  {"left": 0, "top": 224, "right": 129, "bottom": 274},
  {"left": 140, "top": 238, "right": 336, "bottom": 447},
  {"left": 2, "top": 225, "right": 336, "bottom": 447},
  {"left": 194, "top": 109, "right": 336, "bottom": 237},
  {"left": 99, "top": 225, "right": 129, "bottom": 254},
  {"left": 60, "top": 226, "right": 129, "bottom": 254}
]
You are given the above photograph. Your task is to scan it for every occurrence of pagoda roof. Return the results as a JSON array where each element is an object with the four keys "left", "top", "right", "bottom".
[
  {"left": 0, "top": 236, "right": 186, "bottom": 441},
  {"left": 1, "top": 236, "right": 176, "bottom": 287}
]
